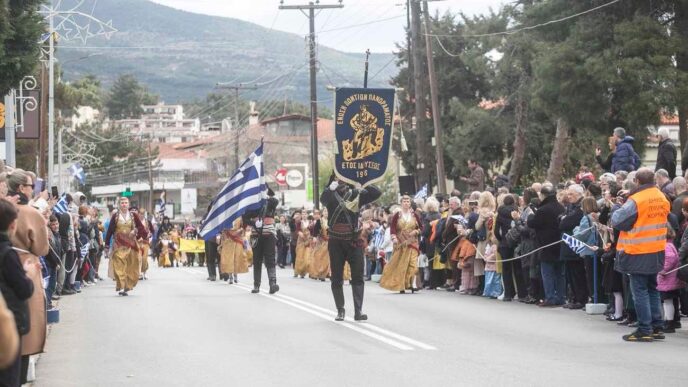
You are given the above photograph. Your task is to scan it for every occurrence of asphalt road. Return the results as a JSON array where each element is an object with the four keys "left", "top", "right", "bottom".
[{"left": 34, "top": 261, "right": 686, "bottom": 387}]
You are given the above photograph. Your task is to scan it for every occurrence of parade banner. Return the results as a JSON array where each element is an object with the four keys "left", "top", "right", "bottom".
[
  {"left": 334, "top": 88, "right": 396, "bottom": 188},
  {"left": 179, "top": 238, "right": 205, "bottom": 253}
]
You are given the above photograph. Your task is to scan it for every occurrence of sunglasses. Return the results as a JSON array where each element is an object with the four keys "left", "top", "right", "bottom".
[{"left": 22, "top": 183, "right": 35, "bottom": 189}]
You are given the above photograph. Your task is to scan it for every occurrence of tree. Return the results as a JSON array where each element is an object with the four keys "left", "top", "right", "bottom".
[
  {"left": 0, "top": 0, "right": 45, "bottom": 96},
  {"left": 106, "top": 74, "right": 158, "bottom": 119}
]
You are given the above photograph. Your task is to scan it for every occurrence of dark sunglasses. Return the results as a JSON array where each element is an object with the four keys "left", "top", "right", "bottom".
[{"left": 22, "top": 183, "right": 35, "bottom": 189}]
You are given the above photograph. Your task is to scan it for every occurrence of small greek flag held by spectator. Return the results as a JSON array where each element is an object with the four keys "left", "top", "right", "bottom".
[
  {"left": 199, "top": 141, "right": 266, "bottom": 241},
  {"left": 53, "top": 194, "right": 69, "bottom": 215},
  {"left": 69, "top": 163, "right": 86, "bottom": 184},
  {"left": 562, "top": 233, "right": 593, "bottom": 255},
  {"left": 80, "top": 243, "right": 90, "bottom": 259},
  {"left": 414, "top": 184, "right": 428, "bottom": 200}
]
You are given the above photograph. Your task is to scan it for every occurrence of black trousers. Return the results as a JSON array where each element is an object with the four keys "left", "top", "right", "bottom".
[
  {"left": 566, "top": 260, "right": 589, "bottom": 304},
  {"left": 205, "top": 240, "right": 219, "bottom": 279},
  {"left": 252, "top": 233, "right": 277, "bottom": 286},
  {"left": 499, "top": 245, "right": 527, "bottom": 299},
  {"left": 329, "top": 238, "right": 365, "bottom": 314},
  {"left": 277, "top": 243, "right": 288, "bottom": 267}
]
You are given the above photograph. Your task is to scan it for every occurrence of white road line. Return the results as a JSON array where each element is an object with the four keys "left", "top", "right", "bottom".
[
  {"left": 233, "top": 283, "right": 434, "bottom": 351},
  {"left": 177, "top": 267, "right": 437, "bottom": 350},
  {"left": 274, "top": 292, "right": 438, "bottom": 351}
]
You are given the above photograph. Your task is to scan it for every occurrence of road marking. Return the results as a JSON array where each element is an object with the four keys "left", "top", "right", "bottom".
[
  {"left": 233, "top": 283, "right": 436, "bottom": 351},
  {"left": 274, "top": 291, "right": 438, "bottom": 351},
  {"left": 174, "top": 267, "right": 437, "bottom": 351}
]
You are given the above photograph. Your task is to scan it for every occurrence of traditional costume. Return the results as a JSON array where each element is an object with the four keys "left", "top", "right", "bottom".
[
  {"left": 104, "top": 208, "right": 148, "bottom": 296},
  {"left": 320, "top": 178, "right": 381, "bottom": 321},
  {"left": 380, "top": 208, "right": 422, "bottom": 292},
  {"left": 242, "top": 189, "right": 280, "bottom": 294},
  {"left": 309, "top": 217, "right": 330, "bottom": 281},
  {"left": 293, "top": 219, "right": 312, "bottom": 278},
  {"left": 219, "top": 219, "right": 249, "bottom": 284}
]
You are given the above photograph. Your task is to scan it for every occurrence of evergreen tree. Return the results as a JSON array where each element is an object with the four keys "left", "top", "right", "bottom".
[{"left": 0, "top": 0, "right": 45, "bottom": 96}]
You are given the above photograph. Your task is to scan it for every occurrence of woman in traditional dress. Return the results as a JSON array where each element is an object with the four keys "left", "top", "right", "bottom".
[
  {"left": 104, "top": 197, "right": 148, "bottom": 296},
  {"left": 293, "top": 212, "right": 312, "bottom": 278},
  {"left": 309, "top": 209, "right": 330, "bottom": 281},
  {"left": 219, "top": 219, "right": 249, "bottom": 284},
  {"left": 156, "top": 233, "right": 172, "bottom": 268},
  {"left": 380, "top": 196, "right": 422, "bottom": 293},
  {"left": 170, "top": 227, "right": 183, "bottom": 267}
]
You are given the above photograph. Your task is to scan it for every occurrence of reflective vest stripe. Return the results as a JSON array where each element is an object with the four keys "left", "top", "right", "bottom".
[
  {"left": 626, "top": 223, "right": 667, "bottom": 234},
  {"left": 617, "top": 234, "right": 666, "bottom": 245}
]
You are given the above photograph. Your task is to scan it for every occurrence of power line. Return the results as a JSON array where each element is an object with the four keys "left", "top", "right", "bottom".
[
  {"left": 426, "top": 0, "right": 620, "bottom": 38},
  {"left": 318, "top": 14, "right": 405, "bottom": 33}
]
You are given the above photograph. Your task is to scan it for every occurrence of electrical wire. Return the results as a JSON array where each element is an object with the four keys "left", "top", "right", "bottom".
[{"left": 426, "top": 0, "right": 621, "bottom": 38}]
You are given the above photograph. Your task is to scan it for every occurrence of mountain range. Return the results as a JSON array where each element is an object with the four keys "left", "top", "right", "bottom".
[{"left": 57, "top": 0, "right": 399, "bottom": 108}]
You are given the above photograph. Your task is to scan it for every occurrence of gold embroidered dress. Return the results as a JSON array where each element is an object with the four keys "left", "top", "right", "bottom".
[
  {"left": 112, "top": 213, "right": 142, "bottom": 291},
  {"left": 380, "top": 211, "right": 420, "bottom": 291},
  {"left": 294, "top": 221, "right": 312, "bottom": 277},
  {"left": 220, "top": 219, "right": 249, "bottom": 275},
  {"left": 309, "top": 219, "right": 330, "bottom": 279}
]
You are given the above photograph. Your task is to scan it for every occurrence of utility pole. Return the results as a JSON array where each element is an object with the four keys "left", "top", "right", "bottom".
[
  {"left": 215, "top": 83, "right": 258, "bottom": 171},
  {"left": 422, "top": 0, "right": 447, "bottom": 194},
  {"left": 410, "top": 0, "right": 428, "bottom": 191},
  {"left": 48, "top": 17, "right": 55, "bottom": 188},
  {"left": 147, "top": 132, "right": 154, "bottom": 215},
  {"left": 279, "top": 0, "right": 344, "bottom": 210}
]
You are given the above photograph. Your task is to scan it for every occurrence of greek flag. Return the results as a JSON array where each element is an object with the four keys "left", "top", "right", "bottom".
[
  {"left": 562, "top": 233, "right": 590, "bottom": 256},
  {"left": 157, "top": 191, "right": 166, "bottom": 216},
  {"left": 69, "top": 163, "right": 86, "bottom": 184},
  {"left": 414, "top": 184, "right": 428, "bottom": 200},
  {"left": 53, "top": 194, "right": 69, "bottom": 215},
  {"left": 199, "top": 142, "right": 265, "bottom": 241}
]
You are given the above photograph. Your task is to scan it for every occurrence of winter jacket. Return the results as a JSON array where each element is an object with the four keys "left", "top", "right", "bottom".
[
  {"left": 559, "top": 199, "right": 584, "bottom": 261},
  {"left": 596, "top": 153, "right": 613, "bottom": 172},
  {"left": 422, "top": 211, "right": 441, "bottom": 257},
  {"left": 657, "top": 241, "right": 686, "bottom": 292},
  {"left": 656, "top": 138, "right": 677, "bottom": 179},
  {"left": 611, "top": 184, "right": 667, "bottom": 275},
  {"left": 527, "top": 195, "right": 565, "bottom": 263},
  {"left": 672, "top": 192, "right": 688, "bottom": 224},
  {"left": 494, "top": 205, "right": 517, "bottom": 249},
  {"left": 0, "top": 234, "right": 34, "bottom": 336},
  {"left": 611, "top": 136, "right": 640, "bottom": 173}
]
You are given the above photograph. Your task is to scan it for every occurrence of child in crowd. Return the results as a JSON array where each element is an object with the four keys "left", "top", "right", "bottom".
[
  {"left": 482, "top": 233, "right": 502, "bottom": 299},
  {"left": 657, "top": 226, "right": 685, "bottom": 333}
]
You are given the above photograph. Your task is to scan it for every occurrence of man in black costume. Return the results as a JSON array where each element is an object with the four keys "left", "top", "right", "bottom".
[
  {"left": 321, "top": 174, "right": 381, "bottom": 321},
  {"left": 243, "top": 187, "right": 280, "bottom": 294},
  {"left": 201, "top": 206, "right": 220, "bottom": 281}
]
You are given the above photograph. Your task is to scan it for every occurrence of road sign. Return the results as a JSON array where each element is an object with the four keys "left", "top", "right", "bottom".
[
  {"left": 286, "top": 169, "right": 304, "bottom": 188},
  {"left": 122, "top": 188, "right": 133, "bottom": 197},
  {"left": 275, "top": 168, "right": 287, "bottom": 186}
]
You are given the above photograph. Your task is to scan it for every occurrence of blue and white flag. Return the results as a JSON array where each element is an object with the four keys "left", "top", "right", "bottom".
[
  {"left": 562, "top": 233, "right": 594, "bottom": 256},
  {"left": 414, "top": 184, "right": 428, "bottom": 200},
  {"left": 157, "top": 191, "right": 166, "bottom": 216},
  {"left": 53, "top": 194, "right": 69, "bottom": 215},
  {"left": 69, "top": 163, "right": 86, "bottom": 184},
  {"left": 199, "top": 142, "right": 266, "bottom": 241}
]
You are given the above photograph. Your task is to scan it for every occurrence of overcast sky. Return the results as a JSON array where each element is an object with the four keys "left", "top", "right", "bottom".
[{"left": 150, "top": 0, "right": 507, "bottom": 53}]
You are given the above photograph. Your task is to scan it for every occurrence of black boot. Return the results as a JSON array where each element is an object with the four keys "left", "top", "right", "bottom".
[
  {"left": 352, "top": 283, "right": 367, "bottom": 321},
  {"left": 331, "top": 283, "right": 345, "bottom": 312},
  {"left": 268, "top": 267, "right": 279, "bottom": 294},
  {"left": 335, "top": 308, "right": 345, "bottom": 321},
  {"left": 251, "top": 284, "right": 260, "bottom": 293}
]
